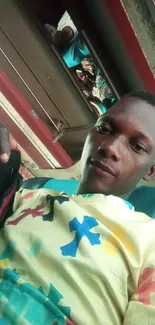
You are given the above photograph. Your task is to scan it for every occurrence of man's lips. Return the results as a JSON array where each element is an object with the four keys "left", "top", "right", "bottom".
[{"left": 89, "top": 158, "right": 116, "bottom": 176}]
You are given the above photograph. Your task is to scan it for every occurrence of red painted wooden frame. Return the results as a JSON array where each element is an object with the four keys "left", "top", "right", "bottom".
[
  {"left": 104, "top": 0, "right": 155, "bottom": 92},
  {"left": 0, "top": 69, "right": 72, "bottom": 168},
  {"left": 0, "top": 107, "right": 51, "bottom": 168}
]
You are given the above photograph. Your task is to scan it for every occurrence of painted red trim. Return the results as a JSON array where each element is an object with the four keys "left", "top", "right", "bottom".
[
  {"left": 104, "top": 0, "right": 155, "bottom": 92},
  {"left": 0, "top": 108, "right": 51, "bottom": 168},
  {"left": 0, "top": 69, "right": 72, "bottom": 168}
]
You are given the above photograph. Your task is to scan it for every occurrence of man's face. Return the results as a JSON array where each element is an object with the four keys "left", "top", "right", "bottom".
[{"left": 80, "top": 97, "right": 155, "bottom": 196}]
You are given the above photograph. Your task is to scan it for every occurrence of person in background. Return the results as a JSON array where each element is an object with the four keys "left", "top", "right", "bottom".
[
  {"left": 1, "top": 92, "right": 155, "bottom": 324},
  {"left": 44, "top": 11, "right": 78, "bottom": 47},
  {"left": 45, "top": 11, "right": 90, "bottom": 68}
]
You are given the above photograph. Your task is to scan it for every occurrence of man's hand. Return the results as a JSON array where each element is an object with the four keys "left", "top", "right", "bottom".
[
  {"left": 0, "top": 123, "right": 17, "bottom": 163},
  {"left": 52, "top": 26, "right": 74, "bottom": 46}
]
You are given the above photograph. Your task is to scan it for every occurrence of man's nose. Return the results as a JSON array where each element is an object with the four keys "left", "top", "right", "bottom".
[{"left": 97, "top": 137, "right": 121, "bottom": 161}]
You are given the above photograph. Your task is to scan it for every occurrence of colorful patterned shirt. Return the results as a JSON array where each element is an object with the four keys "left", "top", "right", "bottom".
[{"left": 0, "top": 188, "right": 155, "bottom": 324}]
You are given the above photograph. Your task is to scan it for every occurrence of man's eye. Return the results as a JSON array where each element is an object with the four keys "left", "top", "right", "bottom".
[
  {"left": 97, "top": 125, "right": 112, "bottom": 134},
  {"left": 131, "top": 143, "right": 146, "bottom": 153}
]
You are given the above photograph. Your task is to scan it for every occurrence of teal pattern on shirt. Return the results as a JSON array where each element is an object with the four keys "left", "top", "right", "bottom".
[{"left": 0, "top": 268, "right": 71, "bottom": 324}]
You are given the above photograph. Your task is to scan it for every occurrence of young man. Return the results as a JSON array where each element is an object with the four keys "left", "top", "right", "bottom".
[{"left": 1, "top": 91, "right": 155, "bottom": 324}]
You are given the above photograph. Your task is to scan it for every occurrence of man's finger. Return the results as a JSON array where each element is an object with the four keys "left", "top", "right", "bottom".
[
  {"left": 0, "top": 123, "right": 10, "bottom": 163},
  {"left": 9, "top": 135, "right": 18, "bottom": 151}
]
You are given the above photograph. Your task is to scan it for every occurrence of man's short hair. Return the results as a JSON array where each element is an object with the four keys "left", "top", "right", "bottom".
[{"left": 125, "top": 91, "right": 155, "bottom": 107}]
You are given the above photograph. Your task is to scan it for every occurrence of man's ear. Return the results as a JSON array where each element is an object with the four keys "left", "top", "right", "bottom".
[{"left": 143, "top": 165, "right": 155, "bottom": 181}]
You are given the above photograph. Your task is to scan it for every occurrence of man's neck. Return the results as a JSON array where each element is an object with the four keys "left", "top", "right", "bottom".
[{"left": 76, "top": 183, "right": 133, "bottom": 201}]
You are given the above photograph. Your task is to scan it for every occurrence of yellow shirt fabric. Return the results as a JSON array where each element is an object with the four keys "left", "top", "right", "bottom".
[{"left": 0, "top": 188, "right": 155, "bottom": 325}]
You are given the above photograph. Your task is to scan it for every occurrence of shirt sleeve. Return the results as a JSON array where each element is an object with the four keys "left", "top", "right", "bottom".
[
  {"left": 0, "top": 150, "right": 22, "bottom": 227},
  {"left": 123, "top": 267, "right": 155, "bottom": 325}
]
